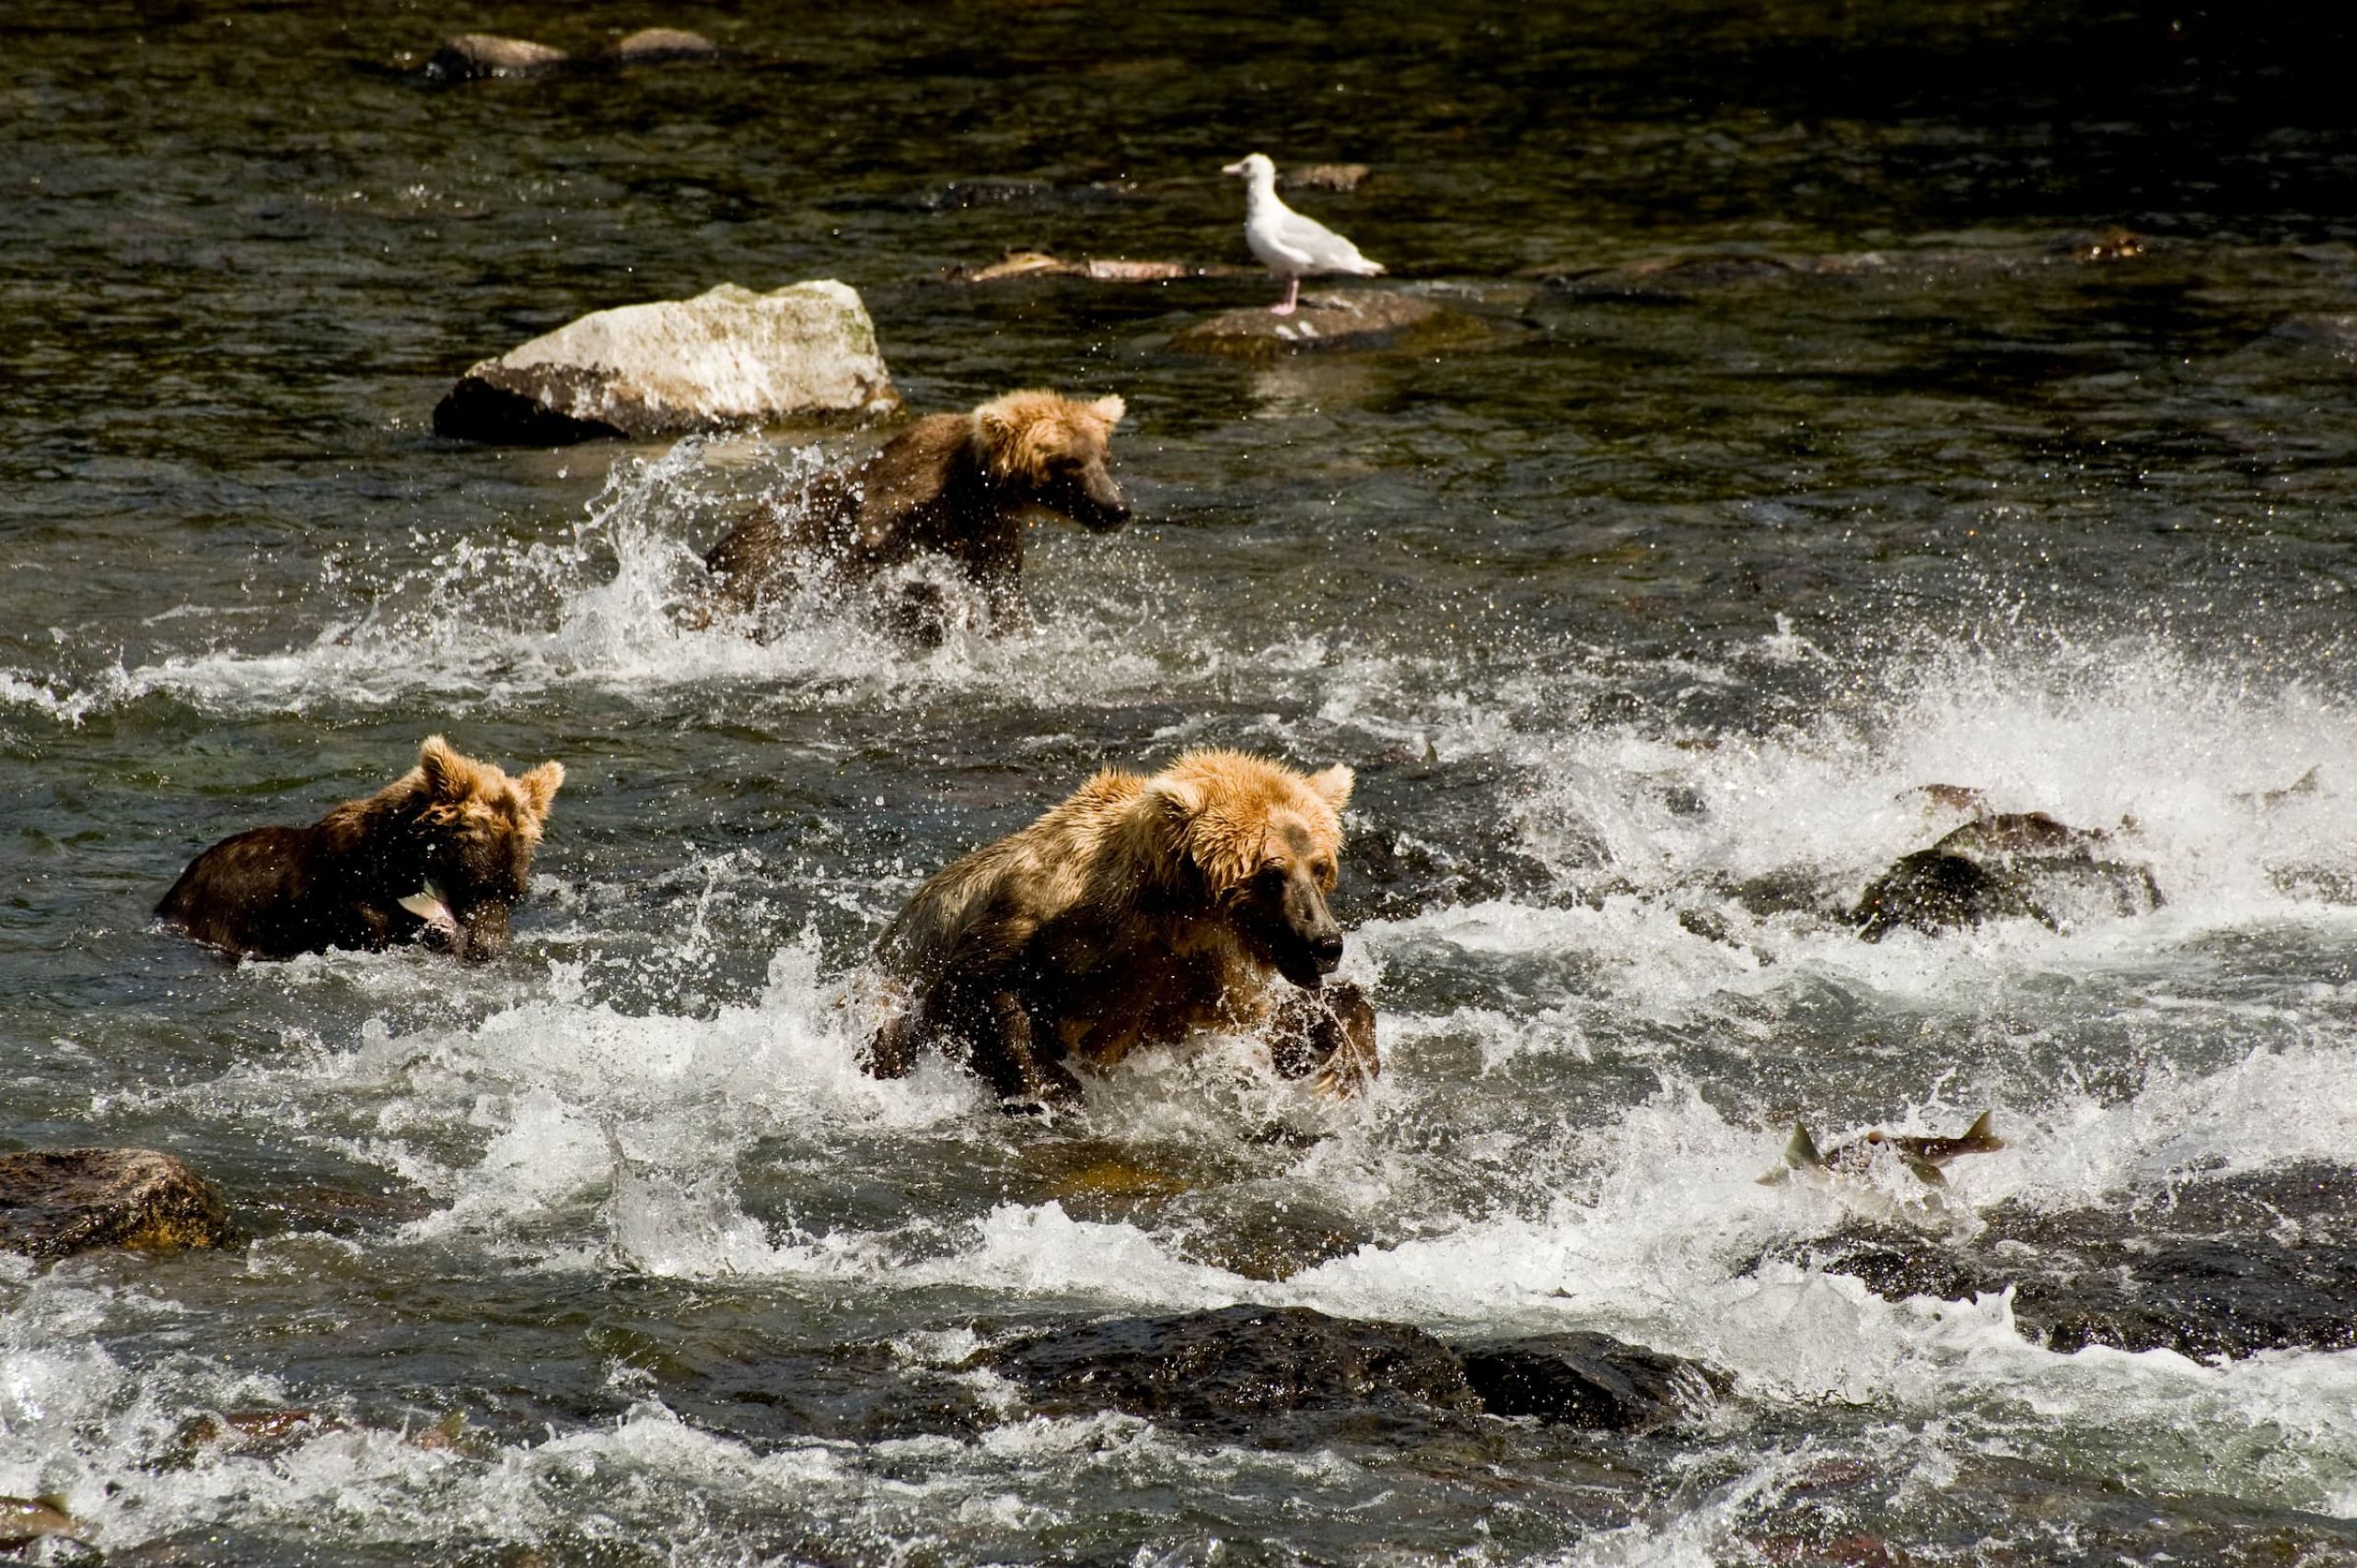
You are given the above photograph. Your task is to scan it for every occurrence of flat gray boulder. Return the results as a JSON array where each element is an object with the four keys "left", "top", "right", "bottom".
[
  {"left": 0, "top": 1147, "right": 232, "bottom": 1258},
  {"left": 435, "top": 281, "right": 900, "bottom": 444}
]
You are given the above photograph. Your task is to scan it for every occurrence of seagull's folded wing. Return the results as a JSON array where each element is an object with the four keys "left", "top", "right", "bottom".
[
  {"left": 1259, "top": 230, "right": 1319, "bottom": 270},
  {"left": 1278, "top": 212, "right": 1369, "bottom": 270}
]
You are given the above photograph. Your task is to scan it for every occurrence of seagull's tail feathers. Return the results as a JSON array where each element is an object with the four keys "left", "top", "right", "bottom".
[{"left": 1341, "top": 255, "right": 1386, "bottom": 277}]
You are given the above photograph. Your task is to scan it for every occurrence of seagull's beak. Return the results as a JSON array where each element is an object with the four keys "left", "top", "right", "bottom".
[{"left": 1221, "top": 159, "right": 1247, "bottom": 177}]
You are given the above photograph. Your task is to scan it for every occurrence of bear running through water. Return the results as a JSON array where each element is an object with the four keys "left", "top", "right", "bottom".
[
  {"left": 701, "top": 389, "right": 1130, "bottom": 645},
  {"left": 157, "top": 736, "right": 563, "bottom": 962},
  {"left": 864, "top": 750, "right": 1377, "bottom": 1110}
]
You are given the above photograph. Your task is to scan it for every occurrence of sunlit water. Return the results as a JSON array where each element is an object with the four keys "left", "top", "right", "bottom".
[{"left": 6, "top": 3, "right": 2357, "bottom": 1562}]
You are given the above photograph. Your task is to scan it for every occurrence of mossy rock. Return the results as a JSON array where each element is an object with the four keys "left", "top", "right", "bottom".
[{"left": 0, "top": 1147, "right": 232, "bottom": 1258}]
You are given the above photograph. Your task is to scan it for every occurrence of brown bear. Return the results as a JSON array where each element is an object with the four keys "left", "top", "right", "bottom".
[
  {"left": 157, "top": 737, "right": 563, "bottom": 962},
  {"left": 701, "top": 389, "right": 1130, "bottom": 642},
  {"left": 863, "top": 749, "right": 1377, "bottom": 1109}
]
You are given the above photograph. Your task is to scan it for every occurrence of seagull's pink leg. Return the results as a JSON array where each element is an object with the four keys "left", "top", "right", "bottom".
[{"left": 1271, "top": 275, "right": 1300, "bottom": 316}]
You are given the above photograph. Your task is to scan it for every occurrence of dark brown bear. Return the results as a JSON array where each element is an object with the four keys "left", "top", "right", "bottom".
[
  {"left": 157, "top": 737, "right": 564, "bottom": 962},
  {"left": 701, "top": 389, "right": 1129, "bottom": 640},
  {"left": 864, "top": 749, "right": 1376, "bottom": 1109}
]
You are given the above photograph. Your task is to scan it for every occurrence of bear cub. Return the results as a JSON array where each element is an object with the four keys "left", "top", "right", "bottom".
[
  {"left": 157, "top": 736, "right": 564, "bottom": 962},
  {"left": 865, "top": 749, "right": 1377, "bottom": 1109},
  {"left": 702, "top": 389, "right": 1129, "bottom": 643}
]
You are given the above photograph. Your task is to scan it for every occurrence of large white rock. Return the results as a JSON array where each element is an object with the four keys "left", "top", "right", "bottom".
[{"left": 434, "top": 281, "right": 900, "bottom": 444}]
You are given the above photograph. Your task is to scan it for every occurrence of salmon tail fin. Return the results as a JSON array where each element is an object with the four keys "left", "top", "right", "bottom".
[{"left": 1957, "top": 1110, "right": 2003, "bottom": 1151}]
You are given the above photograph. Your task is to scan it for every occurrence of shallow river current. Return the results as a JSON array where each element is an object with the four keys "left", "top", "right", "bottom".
[{"left": 7, "top": 3, "right": 2357, "bottom": 1562}]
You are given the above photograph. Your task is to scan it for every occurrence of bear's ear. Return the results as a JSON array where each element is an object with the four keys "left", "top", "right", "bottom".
[
  {"left": 1306, "top": 763, "right": 1353, "bottom": 812},
  {"left": 1089, "top": 394, "right": 1126, "bottom": 426},
  {"left": 977, "top": 401, "right": 1020, "bottom": 446},
  {"left": 517, "top": 761, "right": 565, "bottom": 823},
  {"left": 418, "top": 736, "right": 472, "bottom": 803},
  {"left": 1146, "top": 773, "right": 1204, "bottom": 822}
]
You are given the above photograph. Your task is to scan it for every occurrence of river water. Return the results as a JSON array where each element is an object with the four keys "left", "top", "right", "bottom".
[{"left": 6, "top": 3, "right": 2357, "bottom": 1562}]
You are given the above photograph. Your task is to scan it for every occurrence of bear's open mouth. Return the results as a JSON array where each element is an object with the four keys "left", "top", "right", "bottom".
[{"left": 1275, "top": 949, "right": 1328, "bottom": 990}]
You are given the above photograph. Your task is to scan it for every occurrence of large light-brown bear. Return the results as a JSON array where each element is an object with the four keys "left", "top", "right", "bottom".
[
  {"left": 702, "top": 389, "right": 1130, "bottom": 642},
  {"left": 864, "top": 749, "right": 1377, "bottom": 1109},
  {"left": 157, "top": 737, "right": 563, "bottom": 962}
]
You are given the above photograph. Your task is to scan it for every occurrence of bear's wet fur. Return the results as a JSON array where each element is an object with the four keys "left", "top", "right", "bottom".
[
  {"left": 865, "top": 749, "right": 1376, "bottom": 1109},
  {"left": 157, "top": 736, "right": 563, "bottom": 962},
  {"left": 702, "top": 388, "right": 1130, "bottom": 642}
]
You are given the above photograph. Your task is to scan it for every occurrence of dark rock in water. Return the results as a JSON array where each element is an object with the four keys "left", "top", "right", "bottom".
[
  {"left": 424, "top": 33, "right": 571, "bottom": 82},
  {"left": 0, "top": 1147, "right": 232, "bottom": 1258},
  {"left": 1721, "top": 866, "right": 1850, "bottom": 922},
  {"left": 610, "top": 28, "right": 719, "bottom": 64},
  {"left": 1457, "top": 1332, "right": 1728, "bottom": 1433},
  {"left": 981, "top": 1305, "right": 1480, "bottom": 1440},
  {"left": 1759, "top": 1162, "right": 2357, "bottom": 1360},
  {"left": 1170, "top": 290, "right": 1484, "bottom": 360},
  {"left": 1852, "top": 847, "right": 2044, "bottom": 937},
  {"left": 434, "top": 281, "right": 898, "bottom": 445},
  {"left": 1852, "top": 810, "right": 2162, "bottom": 940}
]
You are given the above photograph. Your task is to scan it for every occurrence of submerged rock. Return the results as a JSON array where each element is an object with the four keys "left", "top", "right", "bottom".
[
  {"left": 1458, "top": 1332, "right": 1728, "bottom": 1434},
  {"left": 0, "top": 1147, "right": 232, "bottom": 1258},
  {"left": 981, "top": 1305, "right": 1480, "bottom": 1439},
  {"left": 1759, "top": 1162, "right": 2357, "bottom": 1360},
  {"left": 434, "top": 281, "right": 899, "bottom": 444},
  {"left": 1171, "top": 290, "right": 1484, "bottom": 360},
  {"left": 424, "top": 33, "right": 571, "bottom": 82},
  {"left": 980, "top": 1306, "right": 1726, "bottom": 1440},
  {"left": 1851, "top": 810, "right": 2162, "bottom": 940}
]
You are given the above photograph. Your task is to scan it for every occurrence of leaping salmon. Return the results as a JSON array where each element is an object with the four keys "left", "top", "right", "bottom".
[{"left": 1759, "top": 1110, "right": 2004, "bottom": 1188}]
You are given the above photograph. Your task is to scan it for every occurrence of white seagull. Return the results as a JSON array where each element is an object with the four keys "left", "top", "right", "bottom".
[{"left": 1220, "top": 152, "right": 1384, "bottom": 315}]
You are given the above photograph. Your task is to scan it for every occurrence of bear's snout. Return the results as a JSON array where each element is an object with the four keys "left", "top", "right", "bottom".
[
  {"left": 455, "top": 900, "right": 514, "bottom": 963},
  {"left": 1074, "top": 470, "right": 1131, "bottom": 532}
]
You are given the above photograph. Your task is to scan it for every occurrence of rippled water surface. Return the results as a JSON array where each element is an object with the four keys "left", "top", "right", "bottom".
[{"left": 8, "top": 2, "right": 2357, "bottom": 1562}]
